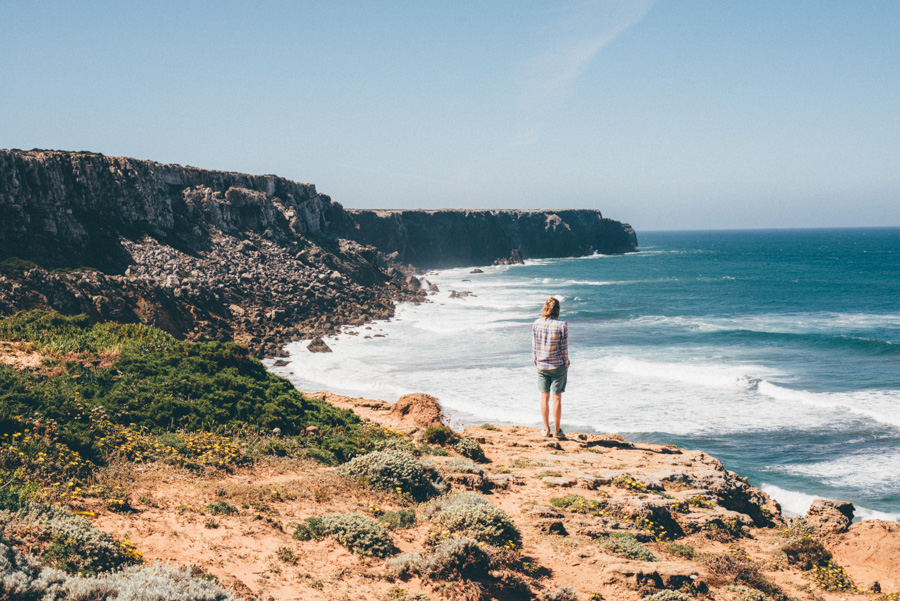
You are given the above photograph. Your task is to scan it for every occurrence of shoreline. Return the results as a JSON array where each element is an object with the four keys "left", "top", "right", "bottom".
[{"left": 267, "top": 259, "right": 900, "bottom": 525}]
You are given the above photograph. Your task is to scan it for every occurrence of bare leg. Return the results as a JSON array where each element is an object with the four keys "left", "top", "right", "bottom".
[
  {"left": 552, "top": 393, "right": 562, "bottom": 432},
  {"left": 540, "top": 392, "right": 551, "bottom": 432}
]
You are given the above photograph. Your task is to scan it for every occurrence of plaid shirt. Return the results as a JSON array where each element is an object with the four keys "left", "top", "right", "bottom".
[{"left": 532, "top": 317, "right": 569, "bottom": 370}]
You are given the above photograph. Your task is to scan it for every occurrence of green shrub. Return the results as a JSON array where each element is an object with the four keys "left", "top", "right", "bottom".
[
  {"left": 301, "top": 446, "right": 340, "bottom": 466},
  {"left": 0, "top": 257, "right": 38, "bottom": 279},
  {"left": 641, "top": 591, "right": 693, "bottom": 601},
  {"left": 337, "top": 449, "right": 446, "bottom": 501},
  {"left": 428, "top": 492, "right": 520, "bottom": 548},
  {"left": 423, "top": 425, "right": 456, "bottom": 446},
  {"left": 205, "top": 501, "right": 238, "bottom": 516},
  {"left": 374, "top": 437, "right": 419, "bottom": 455},
  {"left": 379, "top": 509, "right": 417, "bottom": 530},
  {"left": 384, "top": 552, "right": 425, "bottom": 580},
  {"left": 778, "top": 535, "right": 831, "bottom": 570},
  {"left": 0, "top": 501, "right": 142, "bottom": 576},
  {"left": 599, "top": 533, "right": 657, "bottom": 562},
  {"left": 292, "top": 513, "right": 395, "bottom": 558},
  {"left": 725, "top": 585, "right": 775, "bottom": 601},
  {"left": 0, "top": 311, "right": 362, "bottom": 468},
  {"left": 424, "top": 536, "right": 493, "bottom": 581},
  {"left": 810, "top": 560, "right": 855, "bottom": 592},
  {"left": 293, "top": 516, "right": 327, "bottom": 541},
  {"left": 453, "top": 437, "right": 488, "bottom": 463}
]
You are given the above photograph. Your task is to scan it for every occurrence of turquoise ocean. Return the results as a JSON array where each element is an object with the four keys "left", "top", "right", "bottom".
[{"left": 270, "top": 228, "right": 900, "bottom": 520}]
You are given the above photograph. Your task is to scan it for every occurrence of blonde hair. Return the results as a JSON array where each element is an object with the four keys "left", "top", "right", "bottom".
[{"left": 541, "top": 297, "right": 560, "bottom": 319}]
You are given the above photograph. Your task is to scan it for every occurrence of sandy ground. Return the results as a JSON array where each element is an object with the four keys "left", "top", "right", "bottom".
[{"left": 74, "top": 392, "right": 899, "bottom": 601}]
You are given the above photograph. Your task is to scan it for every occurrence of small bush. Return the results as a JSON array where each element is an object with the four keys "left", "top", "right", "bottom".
[
  {"left": 337, "top": 449, "right": 446, "bottom": 501},
  {"left": 374, "top": 437, "right": 419, "bottom": 455},
  {"left": 543, "top": 585, "right": 579, "bottom": 601},
  {"left": 700, "top": 553, "right": 782, "bottom": 599},
  {"left": 778, "top": 535, "right": 831, "bottom": 570},
  {"left": 599, "top": 533, "right": 657, "bottom": 562},
  {"left": 444, "top": 458, "right": 485, "bottom": 476},
  {"left": 453, "top": 437, "right": 488, "bottom": 463},
  {"left": 423, "top": 425, "right": 456, "bottom": 446},
  {"left": 385, "top": 552, "right": 425, "bottom": 580},
  {"left": 641, "top": 591, "right": 693, "bottom": 601},
  {"left": 429, "top": 493, "right": 520, "bottom": 548},
  {"left": 424, "top": 537, "right": 493, "bottom": 581},
  {"left": 292, "top": 516, "right": 327, "bottom": 541},
  {"left": 0, "top": 545, "right": 237, "bottom": 601},
  {"left": 206, "top": 501, "right": 238, "bottom": 516},
  {"left": 0, "top": 502, "right": 142, "bottom": 575},
  {"left": 293, "top": 513, "right": 394, "bottom": 558},
  {"left": 725, "top": 585, "right": 775, "bottom": 601},
  {"left": 379, "top": 509, "right": 417, "bottom": 530}
]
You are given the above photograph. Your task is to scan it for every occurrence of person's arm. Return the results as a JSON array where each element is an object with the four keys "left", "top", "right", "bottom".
[
  {"left": 561, "top": 322, "right": 570, "bottom": 367},
  {"left": 532, "top": 322, "right": 538, "bottom": 365}
]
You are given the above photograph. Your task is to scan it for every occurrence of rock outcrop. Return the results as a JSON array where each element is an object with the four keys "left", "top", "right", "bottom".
[{"left": 0, "top": 149, "right": 638, "bottom": 355}]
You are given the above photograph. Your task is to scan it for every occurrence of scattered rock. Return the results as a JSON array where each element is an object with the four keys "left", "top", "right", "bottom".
[{"left": 307, "top": 337, "right": 332, "bottom": 353}]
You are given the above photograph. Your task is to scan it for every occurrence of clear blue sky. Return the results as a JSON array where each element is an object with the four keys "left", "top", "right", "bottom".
[{"left": 3, "top": 1, "right": 899, "bottom": 230}]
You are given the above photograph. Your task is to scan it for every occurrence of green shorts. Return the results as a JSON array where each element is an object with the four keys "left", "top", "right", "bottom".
[{"left": 537, "top": 366, "right": 567, "bottom": 394}]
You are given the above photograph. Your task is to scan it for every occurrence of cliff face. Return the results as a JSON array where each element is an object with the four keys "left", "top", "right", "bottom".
[
  {"left": 342, "top": 209, "right": 637, "bottom": 269},
  {"left": 0, "top": 150, "right": 347, "bottom": 271},
  {"left": 0, "top": 150, "right": 638, "bottom": 354}
]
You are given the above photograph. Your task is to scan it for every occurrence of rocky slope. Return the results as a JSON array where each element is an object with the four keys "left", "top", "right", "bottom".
[{"left": 0, "top": 149, "right": 637, "bottom": 355}]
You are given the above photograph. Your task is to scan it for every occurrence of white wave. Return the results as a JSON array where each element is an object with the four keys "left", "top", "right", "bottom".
[
  {"left": 767, "top": 452, "right": 900, "bottom": 494},
  {"left": 607, "top": 356, "right": 769, "bottom": 392},
  {"left": 760, "top": 483, "right": 899, "bottom": 522},
  {"left": 756, "top": 382, "right": 900, "bottom": 429}
]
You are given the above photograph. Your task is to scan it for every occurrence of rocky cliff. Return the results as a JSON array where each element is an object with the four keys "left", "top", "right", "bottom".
[
  {"left": 0, "top": 149, "right": 638, "bottom": 354},
  {"left": 341, "top": 209, "right": 637, "bottom": 269}
]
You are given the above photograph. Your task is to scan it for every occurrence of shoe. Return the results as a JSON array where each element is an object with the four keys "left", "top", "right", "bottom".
[
  {"left": 542, "top": 429, "right": 551, "bottom": 437},
  {"left": 554, "top": 429, "right": 566, "bottom": 439}
]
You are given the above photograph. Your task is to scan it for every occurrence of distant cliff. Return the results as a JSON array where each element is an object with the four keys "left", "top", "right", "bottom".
[
  {"left": 0, "top": 149, "right": 638, "bottom": 354},
  {"left": 342, "top": 209, "right": 637, "bottom": 269}
]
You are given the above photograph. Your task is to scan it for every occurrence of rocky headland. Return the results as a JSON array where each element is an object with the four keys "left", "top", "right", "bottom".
[{"left": 0, "top": 149, "right": 637, "bottom": 356}]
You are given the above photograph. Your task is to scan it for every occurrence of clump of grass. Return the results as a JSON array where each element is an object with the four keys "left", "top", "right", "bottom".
[
  {"left": 598, "top": 533, "right": 657, "bottom": 562},
  {"left": 641, "top": 591, "right": 693, "bottom": 601},
  {"left": 480, "top": 424, "right": 499, "bottom": 431},
  {"left": 337, "top": 449, "right": 446, "bottom": 501},
  {"left": 424, "top": 536, "right": 494, "bottom": 581},
  {"left": 542, "top": 585, "right": 579, "bottom": 601},
  {"left": 673, "top": 496, "right": 715, "bottom": 511},
  {"left": 292, "top": 513, "right": 395, "bottom": 558},
  {"left": 665, "top": 543, "right": 696, "bottom": 560},
  {"left": 700, "top": 552, "right": 783, "bottom": 599},
  {"left": 550, "top": 494, "right": 607, "bottom": 516},
  {"left": 205, "top": 501, "right": 238, "bottom": 516},
  {"left": 612, "top": 475, "right": 650, "bottom": 493}
]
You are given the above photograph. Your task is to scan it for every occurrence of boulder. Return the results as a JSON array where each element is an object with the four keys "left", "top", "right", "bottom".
[
  {"left": 805, "top": 499, "right": 854, "bottom": 534},
  {"left": 389, "top": 393, "right": 446, "bottom": 429},
  {"left": 306, "top": 336, "right": 332, "bottom": 353},
  {"left": 599, "top": 561, "right": 700, "bottom": 590}
]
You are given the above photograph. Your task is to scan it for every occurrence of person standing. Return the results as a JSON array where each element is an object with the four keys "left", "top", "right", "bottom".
[{"left": 532, "top": 297, "right": 569, "bottom": 438}]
